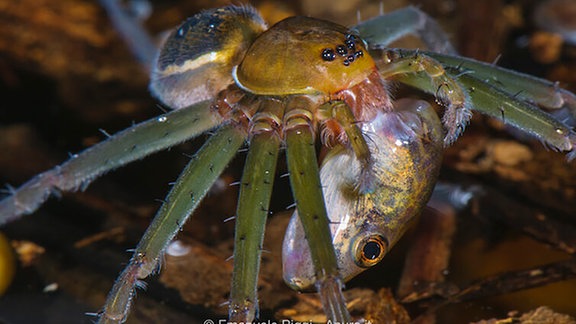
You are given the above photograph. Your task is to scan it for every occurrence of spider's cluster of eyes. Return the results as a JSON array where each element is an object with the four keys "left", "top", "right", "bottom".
[{"left": 321, "top": 33, "right": 364, "bottom": 66}]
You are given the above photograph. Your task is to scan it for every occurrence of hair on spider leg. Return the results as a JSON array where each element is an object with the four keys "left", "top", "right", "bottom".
[
  {"left": 328, "top": 219, "right": 342, "bottom": 226},
  {"left": 219, "top": 300, "right": 231, "bottom": 308},
  {"left": 237, "top": 147, "right": 250, "bottom": 153},
  {"left": 223, "top": 216, "right": 236, "bottom": 223},
  {"left": 498, "top": 104, "right": 507, "bottom": 122},
  {"left": 510, "top": 89, "right": 527, "bottom": 100},
  {"left": 450, "top": 68, "right": 476, "bottom": 80},
  {"left": 490, "top": 53, "right": 502, "bottom": 66},
  {"left": 153, "top": 198, "right": 167, "bottom": 204},
  {"left": 180, "top": 152, "right": 196, "bottom": 159},
  {"left": 99, "top": 128, "right": 113, "bottom": 138},
  {"left": 452, "top": 59, "right": 467, "bottom": 71},
  {"left": 285, "top": 202, "right": 297, "bottom": 210},
  {"left": 154, "top": 104, "right": 169, "bottom": 114}
]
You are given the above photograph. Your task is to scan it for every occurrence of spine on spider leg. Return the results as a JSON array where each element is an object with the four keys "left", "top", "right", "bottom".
[{"left": 0, "top": 102, "right": 220, "bottom": 226}]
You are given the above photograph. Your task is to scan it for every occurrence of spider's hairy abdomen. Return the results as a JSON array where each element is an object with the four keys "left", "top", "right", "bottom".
[{"left": 150, "top": 6, "right": 267, "bottom": 109}]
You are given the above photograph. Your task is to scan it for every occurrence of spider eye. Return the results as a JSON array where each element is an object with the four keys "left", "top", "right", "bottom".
[
  {"left": 321, "top": 48, "right": 336, "bottom": 61},
  {"left": 353, "top": 234, "right": 388, "bottom": 268}
]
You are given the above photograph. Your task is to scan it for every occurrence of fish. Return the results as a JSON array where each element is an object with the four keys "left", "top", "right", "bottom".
[{"left": 283, "top": 98, "right": 444, "bottom": 290}]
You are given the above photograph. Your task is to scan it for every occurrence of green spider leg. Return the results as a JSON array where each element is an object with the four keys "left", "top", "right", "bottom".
[
  {"left": 423, "top": 50, "right": 576, "bottom": 126},
  {"left": 353, "top": 7, "right": 472, "bottom": 145},
  {"left": 355, "top": 6, "right": 576, "bottom": 157},
  {"left": 285, "top": 125, "right": 349, "bottom": 322},
  {"left": 376, "top": 50, "right": 472, "bottom": 145},
  {"left": 318, "top": 101, "right": 374, "bottom": 193},
  {"left": 229, "top": 96, "right": 356, "bottom": 322},
  {"left": 0, "top": 101, "right": 222, "bottom": 225},
  {"left": 284, "top": 97, "right": 352, "bottom": 322},
  {"left": 228, "top": 98, "right": 282, "bottom": 321},
  {"left": 99, "top": 123, "right": 247, "bottom": 323},
  {"left": 375, "top": 49, "right": 576, "bottom": 159},
  {"left": 354, "top": 6, "right": 457, "bottom": 55}
]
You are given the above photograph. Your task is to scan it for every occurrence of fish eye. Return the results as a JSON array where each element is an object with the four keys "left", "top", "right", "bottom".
[{"left": 353, "top": 234, "right": 388, "bottom": 268}]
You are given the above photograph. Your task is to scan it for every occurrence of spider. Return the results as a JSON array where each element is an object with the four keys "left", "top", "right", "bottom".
[{"left": 1, "top": 2, "right": 576, "bottom": 323}]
